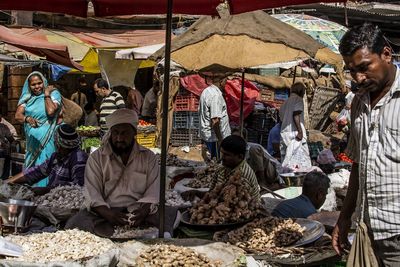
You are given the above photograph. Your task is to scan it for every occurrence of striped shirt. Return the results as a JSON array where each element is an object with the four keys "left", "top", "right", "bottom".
[
  {"left": 99, "top": 91, "right": 125, "bottom": 130},
  {"left": 210, "top": 160, "right": 260, "bottom": 202},
  {"left": 347, "top": 66, "right": 400, "bottom": 240},
  {"left": 24, "top": 148, "right": 88, "bottom": 187}
]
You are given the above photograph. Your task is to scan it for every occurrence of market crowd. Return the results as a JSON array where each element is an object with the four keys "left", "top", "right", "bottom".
[{"left": 0, "top": 22, "right": 399, "bottom": 266}]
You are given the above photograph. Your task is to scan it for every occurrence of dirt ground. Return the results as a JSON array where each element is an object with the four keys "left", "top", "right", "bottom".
[{"left": 168, "top": 145, "right": 205, "bottom": 162}]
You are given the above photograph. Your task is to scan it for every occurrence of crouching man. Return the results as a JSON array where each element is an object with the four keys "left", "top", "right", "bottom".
[{"left": 66, "top": 109, "right": 178, "bottom": 235}]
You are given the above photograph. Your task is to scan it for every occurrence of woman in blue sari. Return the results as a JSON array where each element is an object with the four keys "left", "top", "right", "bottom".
[{"left": 15, "top": 71, "right": 62, "bottom": 187}]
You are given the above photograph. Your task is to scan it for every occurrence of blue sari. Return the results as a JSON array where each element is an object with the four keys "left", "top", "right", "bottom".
[{"left": 18, "top": 72, "right": 62, "bottom": 187}]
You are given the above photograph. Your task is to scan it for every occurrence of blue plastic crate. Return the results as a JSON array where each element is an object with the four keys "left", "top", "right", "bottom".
[{"left": 173, "top": 111, "right": 199, "bottom": 129}]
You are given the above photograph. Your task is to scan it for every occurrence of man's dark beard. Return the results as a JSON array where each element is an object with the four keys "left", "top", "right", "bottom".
[{"left": 110, "top": 141, "right": 134, "bottom": 155}]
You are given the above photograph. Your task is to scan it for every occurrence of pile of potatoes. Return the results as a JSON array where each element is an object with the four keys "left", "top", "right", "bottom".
[
  {"left": 189, "top": 171, "right": 258, "bottom": 224},
  {"left": 220, "top": 217, "right": 305, "bottom": 253},
  {"left": 136, "top": 244, "right": 221, "bottom": 267},
  {"left": 187, "top": 160, "right": 220, "bottom": 189}
]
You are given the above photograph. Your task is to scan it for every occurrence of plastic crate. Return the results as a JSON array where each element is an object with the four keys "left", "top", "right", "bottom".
[
  {"left": 173, "top": 111, "right": 199, "bottom": 129},
  {"left": 170, "top": 129, "right": 200, "bottom": 147},
  {"left": 190, "top": 129, "right": 202, "bottom": 145},
  {"left": 258, "top": 89, "right": 275, "bottom": 103},
  {"left": 174, "top": 93, "right": 199, "bottom": 112},
  {"left": 137, "top": 132, "right": 156, "bottom": 148},
  {"left": 248, "top": 113, "right": 275, "bottom": 132},
  {"left": 274, "top": 89, "right": 289, "bottom": 101}
]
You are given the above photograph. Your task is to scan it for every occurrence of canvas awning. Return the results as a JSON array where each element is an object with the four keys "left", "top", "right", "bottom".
[
  {"left": 115, "top": 44, "right": 164, "bottom": 60},
  {"left": 0, "top": 26, "right": 167, "bottom": 72},
  {"left": 0, "top": 25, "right": 83, "bottom": 70}
]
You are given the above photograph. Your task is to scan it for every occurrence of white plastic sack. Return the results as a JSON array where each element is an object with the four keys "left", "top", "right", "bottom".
[
  {"left": 336, "top": 108, "right": 350, "bottom": 125},
  {"left": 282, "top": 140, "right": 312, "bottom": 171}
]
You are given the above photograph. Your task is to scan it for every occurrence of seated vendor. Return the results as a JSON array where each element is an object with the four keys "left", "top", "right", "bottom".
[
  {"left": 232, "top": 128, "right": 280, "bottom": 188},
  {"left": 183, "top": 135, "right": 260, "bottom": 203},
  {"left": 272, "top": 171, "right": 330, "bottom": 218},
  {"left": 65, "top": 109, "right": 178, "bottom": 235},
  {"left": 6, "top": 124, "right": 87, "bottom": 195}
]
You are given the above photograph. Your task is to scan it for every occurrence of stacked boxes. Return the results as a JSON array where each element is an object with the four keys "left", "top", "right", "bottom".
[{"left": 171, "top": 88, "right": 201, "bottom": 147}]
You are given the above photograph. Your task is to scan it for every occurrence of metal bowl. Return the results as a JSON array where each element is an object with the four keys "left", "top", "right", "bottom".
[{"left": 0, "top": 199, "right": 37, "bottom": 228}]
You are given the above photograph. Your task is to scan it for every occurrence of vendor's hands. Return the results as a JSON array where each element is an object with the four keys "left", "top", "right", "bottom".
[
  {"left": 332, "top": 216, "right": 351, "bottom": 255},
  {"left": 295, "top": 132, "right": 303, "bottom": 141},
  {"left": 129, "top": 203, "right": 151, "bottom": 227},
  {"left": 94, "top": 206, "right": 128, "bottom": 226}
]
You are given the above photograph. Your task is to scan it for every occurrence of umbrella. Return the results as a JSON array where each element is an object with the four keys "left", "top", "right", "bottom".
[
  {"left": 153, "top": 11, "right": 342, "bottom": 72},
  {"left": 152, "top": 11, "right": 343, "bottom": 132},
  {"left": 272, "top": 14, "right": 348, "bottom": 54},
  {"left": 0, "top": 0, "right": 345, "bottom": 237}
]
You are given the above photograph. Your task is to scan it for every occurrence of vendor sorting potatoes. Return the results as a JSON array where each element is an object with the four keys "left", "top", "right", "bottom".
[
  {"left": 66, "top": 109, "right": 178, "bottom": 234},
  {"left": 6, "top": 124, "right": 87, "bottom": 195},
  {"left": 183, "top": 135, "right": 260, "bottom": 203},
  {"left": 272, "top": 171, "right": 330, "bottom": 218}
]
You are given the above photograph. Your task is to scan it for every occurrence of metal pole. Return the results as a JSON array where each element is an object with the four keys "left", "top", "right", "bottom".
[
  {"left": 239, "top": 69, "right": 245, "bottom": 135},
  {"left": 159, "top": 0, "right": 173, "bottom": 238}
]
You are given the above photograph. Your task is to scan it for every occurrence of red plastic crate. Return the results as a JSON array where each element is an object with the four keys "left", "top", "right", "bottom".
[{"left": 174, "top": 93, "right": 199, "bottom": 112}]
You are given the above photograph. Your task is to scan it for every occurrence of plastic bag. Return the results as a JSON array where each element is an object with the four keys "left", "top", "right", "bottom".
[
  {"left": 282, "top": 140, "right": 312, "bottom": 171},
  {"left": 336, "top": 108, "right": 350, "bottom": 126}
]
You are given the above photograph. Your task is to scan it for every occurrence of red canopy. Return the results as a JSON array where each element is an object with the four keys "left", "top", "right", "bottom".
[
  {"left": 0, "top": 0, "right": 346, "bottom": 17},
  {"left": 0, "top": 0, "right": 88, "bottom": 17}
]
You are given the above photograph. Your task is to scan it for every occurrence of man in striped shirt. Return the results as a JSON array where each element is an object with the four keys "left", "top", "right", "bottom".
[
  {"left": 94, "top": 78, "right": 126, "bottom": 131},
  {"left": 332, "top": 23, "right": 400, "bottom": 266},
  {"left": 183, "top": 135, "right": 260, "bottom": 203}
]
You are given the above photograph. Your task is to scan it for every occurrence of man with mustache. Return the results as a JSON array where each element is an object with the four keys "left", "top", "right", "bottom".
[
  {"left": 66, "top": 109, "right": 178, "bottom": 235},
  {"left": 332, "top": 23, "right": 400, "bottom": 266}
]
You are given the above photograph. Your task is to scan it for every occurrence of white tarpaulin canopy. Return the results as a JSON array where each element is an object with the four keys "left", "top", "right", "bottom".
[{"left": 115, "top": 44, "right": 164, "bottom": 60}]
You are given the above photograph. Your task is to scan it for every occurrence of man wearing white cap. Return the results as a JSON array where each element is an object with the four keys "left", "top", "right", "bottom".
[{"left": 66, "top": 108, "right": 178, "bottom": 234}]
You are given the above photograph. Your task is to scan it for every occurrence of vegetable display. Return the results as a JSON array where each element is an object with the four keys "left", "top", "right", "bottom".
[
  {"left": 186, "top": 160, "right": 219, "bottom": 189},
  {"left": 136, "top": 244, "right": 221, "bottom": 267},
  {"left": 214, "top": 217, "right": 304, "bottom": 254},
  {"left": 5, "top": 229, "right": 115, "bottom": 263},
  {"left": 34, "top": 185, "right": 84, "bottom": 210},
  {"left": 81, "top": 137, "right": 101, "bottom": 150},
  {"left": 189, "top": 171, "right": 258, "bottom": 224}
]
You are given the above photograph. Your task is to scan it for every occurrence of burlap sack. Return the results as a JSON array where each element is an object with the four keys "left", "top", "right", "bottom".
[{"left": 62, "top": 97, "right": 83, "bottom": 127}]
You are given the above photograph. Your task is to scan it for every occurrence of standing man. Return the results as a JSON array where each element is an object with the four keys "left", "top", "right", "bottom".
[
  {"left": 94, "top": 78, "right": 125, "bottom": 132},
  {"left": 332, "top": 23, "right": 400, "bottom": 266},
  {"left": 199, "top": 73, "right": 231, "bottom": 160},
  {"left": 279, "top": 82, "right": 311, "bottom": 169},
  {"left": 142, "top": 80, "right": 160, "bottom": 121}
]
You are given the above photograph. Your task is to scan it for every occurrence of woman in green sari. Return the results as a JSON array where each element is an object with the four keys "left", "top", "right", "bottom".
[{"left": 15, "top": 71, "right": 62, "bottom": 187}]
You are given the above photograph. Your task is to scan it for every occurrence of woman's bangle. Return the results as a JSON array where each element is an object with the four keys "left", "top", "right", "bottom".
[
  {"left": 44, "top": 95, "right": 51, "bottom": 99},
  {"left": 24, "top": 116, "right": 29, "bottom": 123}
]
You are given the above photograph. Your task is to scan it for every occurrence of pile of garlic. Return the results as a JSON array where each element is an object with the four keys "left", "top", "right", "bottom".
[
  {"left": 166, "top": 190, "right": 191, "bottom": 207},
  {"left": 111, "top": 226, "right": 158, "bottom": 239},
  {"left": 35, "top": 185, "right": 84, "bottom": 209},
  {"left": 5, "top": 229, "right": 115, "bottom": 263}
]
